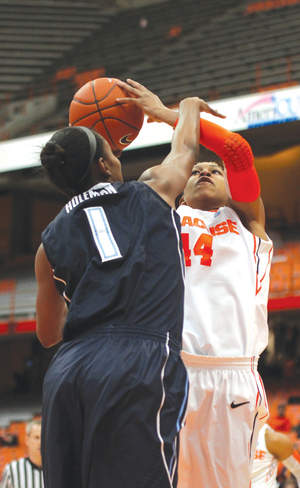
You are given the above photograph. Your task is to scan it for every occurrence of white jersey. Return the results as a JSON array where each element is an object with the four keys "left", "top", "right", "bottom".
[
  {"left": 251, "top": 424, "right": 278, "bottom": 488},
  {"left": 177, "top": 205, "right": 273, "bottom": 357}
]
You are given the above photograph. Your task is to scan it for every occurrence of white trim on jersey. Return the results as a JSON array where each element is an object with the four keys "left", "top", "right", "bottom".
[
  {"left": 177, "top": 376, "right": 189, "bottom": 432},
  {"left": 52, "top": 276, "right": 71, "bottom": 304},
  {"left": 63, "top": 291, "right": 71, "bottom": 303},
  {"left": 170, "top": 208, "right": 185, "bottom": 282},
  {"left": 169, "top": 436, "right": 178, "bottom": 483},
  {"left": 171, "top": 374, "right": 189, "bottom": 482},
  {"left": 156, "top": 332, "right": 173, "bottom": 488},
  {"left": 53, "top": 275, "right": 66, "bottom": 285},
  {"left": 157, "top": 335, "right": 188, "bottom": 487},
  {"left": 84, "top": 206, "right": 122, "bottom": 262}
]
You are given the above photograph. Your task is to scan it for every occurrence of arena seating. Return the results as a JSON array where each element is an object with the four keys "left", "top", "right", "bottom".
[
  {"left": 0, "top": 275, "right": 36, "bottom": 320},
  {"left": 266, "top": 382, "right": 300, "bottom": 449},
  {"left": 1, "top": 0, "right": 300, "bottom": 136},
  {"left": 121, "top": 2, "right": 300, "bottom": 103},
  {"left": 2, "top": 0, "right": 299, "bottom": 136},
  {"left": 0, "top": 0, "right": 111, "bottom": 102},
  {"left": 270, "top": 242, "right": 300, "bottom": 298},
  {"left": 0, "top": 422, "right": 27, "bottom": 473}
]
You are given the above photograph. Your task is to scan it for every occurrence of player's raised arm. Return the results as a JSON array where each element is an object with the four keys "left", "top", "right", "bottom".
[
  {"left": 137, "top": 97, "right": 201, "bottom": 208},
  {"left": 117, "top": 80, "right": 225, "bottom": 208},
  {"left": 195, "top": 118, "right": 267, "bottom": 240}
]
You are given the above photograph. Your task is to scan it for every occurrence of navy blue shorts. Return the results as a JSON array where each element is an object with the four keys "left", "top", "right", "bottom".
[{"left": 41, "top": 326, "right": 188, "bottom": 488}]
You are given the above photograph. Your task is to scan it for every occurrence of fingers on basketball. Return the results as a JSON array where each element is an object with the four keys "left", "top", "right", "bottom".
[{"left": 69, "top": 77, "right": 144, "bottom": 152}]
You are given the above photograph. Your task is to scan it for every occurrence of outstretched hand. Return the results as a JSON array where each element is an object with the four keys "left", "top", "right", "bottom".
[
  {"left": 197, "top": 99, "right": 226, "bottom": 120},
  {"left": 116, "top": 79, "right": 226, "bottom": 124},
  {"left": 117, "top": 79, "right": 166, "bottom": 123}
]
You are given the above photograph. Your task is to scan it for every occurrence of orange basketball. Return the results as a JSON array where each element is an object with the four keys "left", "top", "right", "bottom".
[{"left": 69, "top": 77, "right": 144, "bottom": 152}]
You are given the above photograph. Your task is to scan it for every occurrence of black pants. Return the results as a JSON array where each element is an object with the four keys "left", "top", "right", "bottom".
[{"left": 41, "top": 326, "right": 188, "bottom": 488}]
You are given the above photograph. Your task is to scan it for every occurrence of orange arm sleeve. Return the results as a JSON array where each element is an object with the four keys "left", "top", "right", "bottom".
[{"left": 174, "top": 117, "right": 260, "bottom": 202}]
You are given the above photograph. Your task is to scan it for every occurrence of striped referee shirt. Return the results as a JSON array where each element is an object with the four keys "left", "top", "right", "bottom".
[{"left": 0, "top": 457, "right": 44, "bottom": 488}]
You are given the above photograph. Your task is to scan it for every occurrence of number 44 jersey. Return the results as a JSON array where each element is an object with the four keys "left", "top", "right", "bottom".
[
  {"left": 176, "top": 205, "right": 273, "bottom": 357},
  {"left": 42, "top": 181, "right": 185, "bottom": 343}
]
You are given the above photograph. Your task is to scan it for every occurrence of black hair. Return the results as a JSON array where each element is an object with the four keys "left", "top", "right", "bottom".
[{"left": 40, "top": 126, "right": 106, "bottom": 197}]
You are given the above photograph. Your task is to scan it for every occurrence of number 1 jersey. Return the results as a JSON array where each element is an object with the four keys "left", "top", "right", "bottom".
[
  {"left": 177, "top": 205, "right": 273, "bottom": 357},
  {"left": 42, "top": 181, "right": 185, "bottom": 343}
]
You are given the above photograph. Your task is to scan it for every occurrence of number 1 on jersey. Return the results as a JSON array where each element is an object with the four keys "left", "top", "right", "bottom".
[
  {"left": 182, "top": 233, "right": 213, "bottom": 267},
  {"left": 84, "top": 206, "right": 122, "bottom": 262}
]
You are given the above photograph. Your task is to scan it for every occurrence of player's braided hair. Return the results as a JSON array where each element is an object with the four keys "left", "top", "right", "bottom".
[{"left": 40, "top": 126, "right": 105, "bottom": 197}]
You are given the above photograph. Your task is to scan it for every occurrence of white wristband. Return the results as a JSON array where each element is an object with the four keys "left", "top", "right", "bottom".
[{"left": 283, "top": 452, "right": 300, "bottom": 486}]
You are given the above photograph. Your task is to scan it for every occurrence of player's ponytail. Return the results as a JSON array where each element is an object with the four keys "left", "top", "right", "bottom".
[{"left": 40, "top": 126, "right": 105, "bottom": 197}]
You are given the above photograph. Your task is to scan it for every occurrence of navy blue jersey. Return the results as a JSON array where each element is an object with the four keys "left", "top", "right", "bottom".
[{"left": 42, "top": 181, "right": 185, "bottom": 344}]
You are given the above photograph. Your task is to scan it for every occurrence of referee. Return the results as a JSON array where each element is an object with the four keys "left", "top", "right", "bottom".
[{"left": 0, "top": 420, "right": 44, "bottom": 488}]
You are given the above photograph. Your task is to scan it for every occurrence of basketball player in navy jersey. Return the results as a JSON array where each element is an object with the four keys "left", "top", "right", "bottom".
[{"left": 35, "top": 96, "right": 223, "bottom": 488}]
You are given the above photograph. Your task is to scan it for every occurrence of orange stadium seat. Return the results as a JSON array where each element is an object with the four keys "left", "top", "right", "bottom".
[
  {"left": 269, "top": 260, "right": 293, "bottom": 297},
  {"left": 0, "top": 422, "right": 28, "bottom": 475},
  {"left": 269, "top": 242, "right": 300, "bottom": 297}
]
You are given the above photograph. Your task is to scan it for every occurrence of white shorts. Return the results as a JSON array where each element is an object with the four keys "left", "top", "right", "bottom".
[{"left": 178, "top": 354, "right": 269, "bottom": 488}]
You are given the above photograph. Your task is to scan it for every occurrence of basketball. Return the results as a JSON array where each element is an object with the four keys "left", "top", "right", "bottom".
[{"left": 69, "top": 77, "right": 144, "bottom": 152}]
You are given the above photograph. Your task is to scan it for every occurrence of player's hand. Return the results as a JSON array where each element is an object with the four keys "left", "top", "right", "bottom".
[
  {"left": 200, "top": 100, "right": 226, "bottom": 119},
  {"left": 116, "top": 80, "right": 226, "bottom": 125},
  {"left": 116, "top": 79, "right": 167, "bottom": 123},
  {"left": 183, "top": 97, "right": 226, "bottom": 119}
]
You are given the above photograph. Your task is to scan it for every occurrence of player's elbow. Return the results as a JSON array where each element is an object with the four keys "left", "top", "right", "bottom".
[
  {"left": 36, "top": 331, "right": 57, "bottom": 348},
  {"left": 36, "top": 320, "right": 62, "bottom": 348}
]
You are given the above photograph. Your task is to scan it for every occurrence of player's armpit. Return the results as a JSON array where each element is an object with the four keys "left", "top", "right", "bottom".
[{"left": 139, "top": 149, "right": 198, "bottom": 208}]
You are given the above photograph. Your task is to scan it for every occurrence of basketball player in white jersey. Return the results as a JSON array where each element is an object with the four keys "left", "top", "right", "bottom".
[
  {"left": 252, "top": 424, "right": 300, "bottom": 487},
  {"left": 117, "top": 79, "right": 273, "bottom": 488}
]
